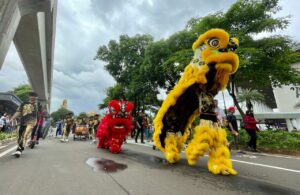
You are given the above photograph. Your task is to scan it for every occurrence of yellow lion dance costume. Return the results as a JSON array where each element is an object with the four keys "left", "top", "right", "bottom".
[{"left": 153, "top": 29, "right": 239, "bottom": 175}]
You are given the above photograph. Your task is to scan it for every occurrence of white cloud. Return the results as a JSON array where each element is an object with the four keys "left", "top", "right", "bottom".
[{"left": 0, "top": 43, "right": 28, "bottom": 91}]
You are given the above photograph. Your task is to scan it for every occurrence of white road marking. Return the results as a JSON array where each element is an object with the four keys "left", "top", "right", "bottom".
[
  {"left": 128, "top": 140, "right": 300, "bottom": 160},
  {"left": 247, "top": 152, "right": 300, "bottom": 160},
  {"left": 231, "top": 159, "right": 300, "bottom": 174},
  {"left": 0, "top": 145, "right": 7, "bottom": 150},
  {"left": 236, "top": 154, "right": 257, "bottom": 159},
  {"left": 0, "top": 146, "right": 17, "bottom": 158},
  {"left": 127, "top": 141, "right": 300, "bottom": 174}
]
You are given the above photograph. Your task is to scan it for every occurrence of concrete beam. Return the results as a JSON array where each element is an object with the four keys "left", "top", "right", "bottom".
[
  {"left": 13, "top": 13, "right": 48, "bottom": 101},
  {"left": 0, "top": 0, "right": 57, "bottom": 110},
  {"left": 0, "top": 0, "right": 21, "bottom": 68}
]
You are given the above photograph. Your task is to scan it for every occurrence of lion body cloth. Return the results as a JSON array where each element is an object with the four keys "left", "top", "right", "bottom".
[
  {"left": 153, "top": 29, "right": 239, "bottom": 175},
  {"left": 97, "top": 100, "right": 134, "bottom": 153}
]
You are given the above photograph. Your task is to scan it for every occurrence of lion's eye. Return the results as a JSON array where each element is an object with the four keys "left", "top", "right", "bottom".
[
  {"left": 109, "top": 107, "right": 116, "bottom": 114},
  {"left": 208, "top": 38, "right": 220, "bottom": 48}
]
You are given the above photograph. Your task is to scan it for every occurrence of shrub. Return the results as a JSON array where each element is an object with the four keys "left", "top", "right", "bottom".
[
  {"left": 226, "top": 128, "right": 300, "bottom": 151},
  {"left": 0, "top": 131, "right": 17, "bottom": 141}
]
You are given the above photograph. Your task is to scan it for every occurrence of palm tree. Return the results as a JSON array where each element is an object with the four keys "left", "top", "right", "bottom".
[
  {"left": 237, "top": 88, "right": 265, "bottom": 112},
  {"left": 294, "top": 102, "right": 300, "bottom": 109}
]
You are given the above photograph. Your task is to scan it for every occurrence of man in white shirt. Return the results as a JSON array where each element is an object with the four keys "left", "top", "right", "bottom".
[
  {"left": 0, "top": 117, "right": 4, "bottom": 131},
  {"left": 0, "top": 113, "right": 8, "bottom": 131},
  {"left": 214, "top": 99, "right": 226, "bottom": 126}
]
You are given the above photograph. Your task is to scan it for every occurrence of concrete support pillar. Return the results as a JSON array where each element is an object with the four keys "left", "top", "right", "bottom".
[
  {"left": 291, "top": 119, "right": 298, "bottom": 130},
  {"left": 286, "top": 119, "right": 293, "bottom": 132},
  {"left": 296, "top": 118, "right": 300, "bottom": 131},
  {"left": 0, "top": 0, "right": 21, "bottom": 68},
  {"left": 0, "top": 0, "right": 57, "bottom": 111}
]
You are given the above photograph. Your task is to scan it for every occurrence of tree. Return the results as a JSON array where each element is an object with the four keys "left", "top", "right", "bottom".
[
  {"left": 51, "top": 108, "right": 73, "bottom": 122},
  {"left": 95, "top": 0, "right": 300, "bottom": 118},
  {"left": 98, "top": 83, "right": 125, "bottom": 110},
  {"left": 186, "top": 0, "right": 300, "bottom": 116},
  {"left": 95, "top": 34, "right": 153, "bottom": 85},
  {"left": 78, "top": 112, "right": 88, "bottom": 119},
  {"left": 95, "top": 34, "right": 160, "bottom": 114},
  {"left": 10, "top": 84, "right": 32, "bottom": 102},
  {"left": 142, "top": 30, "right": 197, "bottom": 91},
  {"left": 237, "top": 88, "right": 265, "bottom": 112},
  {"left": 294, "top": 102, "right": 300, "bottom": 109}
]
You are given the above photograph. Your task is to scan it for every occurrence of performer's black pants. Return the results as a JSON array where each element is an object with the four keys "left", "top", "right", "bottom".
[
  {"left": 246, "top": 129, "right": 257, "bottom": 150},
  {"left": 131, "top": 128, "right": 136, "bottom": 138},
  {"left": 135, "top": 127, "right": 144, "bottom": 143},
  {"left": 64, "top": 125, "right": 72, "bottom": 137},
  {"left": 31, "top": 125, "right": 43, "bottom": 141},
  {"left": 17, "top": 125, "right": 33, "bottom": 151}
]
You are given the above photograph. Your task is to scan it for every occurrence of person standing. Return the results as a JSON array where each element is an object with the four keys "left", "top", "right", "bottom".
[
  {"left": 131, "top": 116, "right": 136, "bottom": 138},
  {"left": 29, "top": 105, "right": 48, "bottom": 147},
  {"left": 244, "top": 110, "right": 259, "bottom": 152},
  {"left": 88, "top": 115, "right": 97, "bottom": 143},
  {"left": 0, "top": 113, "right": 8, "bottom": 132},
  {"left": 226, "top": 106, "right": 239, "bottom": 151},
  {"left": 10, "top": 92, "right": 38, "bottom": 157},
  {"left": 135, "top": 111, "right": 145, "bottom": 144},
  {"left": 60, "top": 112, "right": 74, "bottom": 142},
  {"left": 0, "top": 116, "right": 4, "bottom": 131},
  {"left": 214, "top": 99, "right": 225, "bottom": 127},
  {"left": 55, "top": 120, "right": 62, "bottom": 138},
  {"left": 92, "top": 114, "right": 100, "bottom": 144}
]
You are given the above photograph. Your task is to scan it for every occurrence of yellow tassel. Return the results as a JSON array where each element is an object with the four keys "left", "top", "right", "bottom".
[
  {"left": 208, "top": 126, "right": 237, "bottom": 175},
  {"left": 185, "top": 121, "right": 213, "bottom": 165},
  {"left": 164, "top": 133, "right": 181, "bottom": 163}
]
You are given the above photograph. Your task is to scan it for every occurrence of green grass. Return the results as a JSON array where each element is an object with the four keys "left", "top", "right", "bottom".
[{"left": 0, "top": 131, "right": 17, "bottom": 141}]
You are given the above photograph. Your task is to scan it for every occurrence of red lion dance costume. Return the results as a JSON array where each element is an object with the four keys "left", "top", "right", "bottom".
[{"left": 96, "top": 100, "right": 134, "bottom": 153}]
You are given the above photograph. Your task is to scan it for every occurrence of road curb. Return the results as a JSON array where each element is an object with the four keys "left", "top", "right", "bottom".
[{"left": 0, "top": 137, "right": 17, "bottom": 146}]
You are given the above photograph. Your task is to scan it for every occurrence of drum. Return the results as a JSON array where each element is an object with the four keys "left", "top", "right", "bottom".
[{"left": 75, "top": 125, "right": 88, "bottom": 135}]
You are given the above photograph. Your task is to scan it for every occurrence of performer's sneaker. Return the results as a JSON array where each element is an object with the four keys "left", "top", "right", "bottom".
[
  {"left": 12, "top": 151, "right": 22, "bottom": 158},
  {"left": 29, "top": 141, "right": 35, "bottom": 149},
  {"left": 65, "top": 139, "right": 69, "bottom": 142},
  {"left": 90, "top": 140, "right": 96, "bottom": 144},
  {"left": 60, "top": 139, "right": 65, "bottom": 142}
]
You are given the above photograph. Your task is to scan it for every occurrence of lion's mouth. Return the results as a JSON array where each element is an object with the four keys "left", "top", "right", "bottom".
[
  {"left": 113, "top": 124, "right": 125, "bottom": 129},
  {"left": 206, "top": 52, "right": 238, "bottom": 75}
]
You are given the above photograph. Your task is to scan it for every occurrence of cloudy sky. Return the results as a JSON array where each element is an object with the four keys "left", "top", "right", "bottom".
[{"left": 0, "top": 0, "right": 299, "bottom": 114}]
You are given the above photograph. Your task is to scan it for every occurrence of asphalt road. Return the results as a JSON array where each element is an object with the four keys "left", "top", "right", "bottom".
[{"left": 0, "top": 136, "right": 299, "bottom": 195}]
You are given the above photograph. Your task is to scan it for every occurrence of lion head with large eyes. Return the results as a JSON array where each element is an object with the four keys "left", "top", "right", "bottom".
[
  {"left": 107, "top": 100, "right": 134, "bottom": 133},
  {"left": 192, "top": 29, "right": 239, "bottom": 91}
]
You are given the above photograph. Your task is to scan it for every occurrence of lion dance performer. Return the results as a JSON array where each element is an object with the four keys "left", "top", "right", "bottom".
[
  {"left": 97, "top": 99, "right": 134, "bottom": 153},
  {"left": 153, "top": 29, "right": 239, "bottom": 175}
]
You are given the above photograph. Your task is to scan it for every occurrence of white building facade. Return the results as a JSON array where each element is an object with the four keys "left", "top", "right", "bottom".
[{"left": 272, "top": 61, "right": 300, "bottom": 131}]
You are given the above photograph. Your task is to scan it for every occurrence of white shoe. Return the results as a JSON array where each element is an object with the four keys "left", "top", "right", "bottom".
[
  {"left": 12, "top": 151, "right": 22, "bottom": 158},
  {"left": 60, "top": 139, "right": 65, "bottom": 142},
  {"left": 65, "top": 139, "right": 69, "bottom": 142}
]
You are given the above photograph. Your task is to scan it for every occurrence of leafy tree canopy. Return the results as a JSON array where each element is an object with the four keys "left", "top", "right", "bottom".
[
  {"left": 186, "top": 0, "right": 300, "bottom": 88},
  {"left": 9, "top": 84, "right": 32, "bottom": 102},
  {"left": 95, "top": 0, "right": 300, "bottom": 116},
  {"left": 51, "top": 108, "right": 73, "bottom": 122},
  {"left": 78, "top": 112, "right": 88, "bottom": 119}
]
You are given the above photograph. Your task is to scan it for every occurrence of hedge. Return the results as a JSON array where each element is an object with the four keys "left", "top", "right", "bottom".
[
  {"left": 0, "top": 131, "right": 17, "bottom": 141},
  {"left": 227, "top": 129, "right": 300, "bottom": 151}
]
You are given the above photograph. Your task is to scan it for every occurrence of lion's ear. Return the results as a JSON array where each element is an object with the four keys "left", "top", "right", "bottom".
[{"left": 192, "top": 35, "right": 206, "bottom": 50}]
